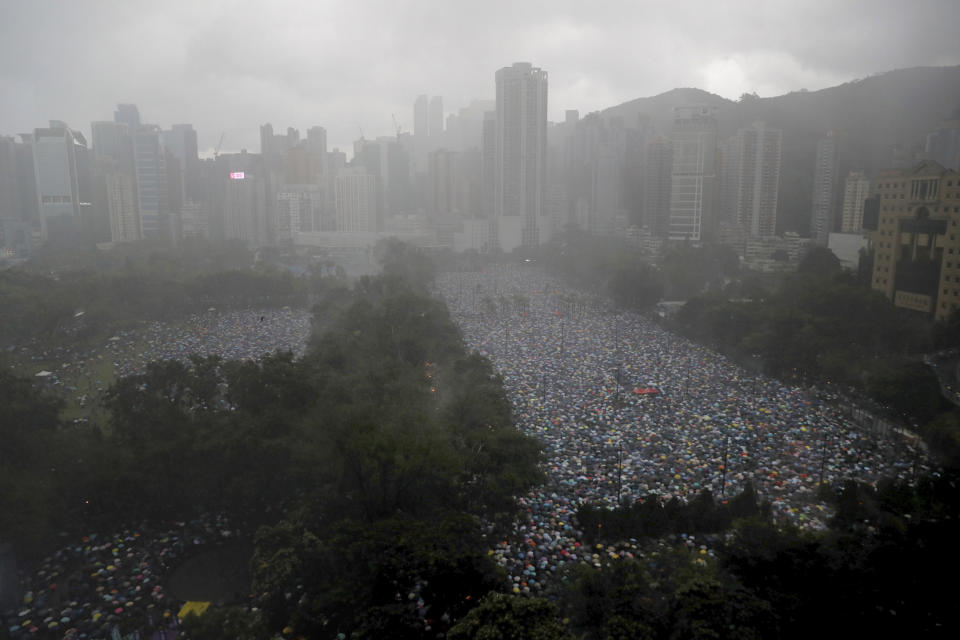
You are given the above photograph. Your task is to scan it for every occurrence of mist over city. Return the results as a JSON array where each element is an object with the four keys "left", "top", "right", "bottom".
[{"left": 2, "top": 1, "right": 960, "bottom": 639}]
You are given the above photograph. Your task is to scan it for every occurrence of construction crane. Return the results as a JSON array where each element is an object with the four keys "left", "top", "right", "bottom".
[{"left": 214, "top": 132, "right": 225, "bottom": 158}]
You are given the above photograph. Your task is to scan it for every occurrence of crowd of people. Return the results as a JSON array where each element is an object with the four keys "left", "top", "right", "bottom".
[
  {"left": 23, "top": 308, "right": 311, "bottom": 416},
  {"left": 6, "top": 515, "right": 241, "bottom": 640},
  {"left": 436, "top": 265, "right": 928, "bottom": 595},
  {"left": 108, "top": 307, "right": 311, "bottom": 379},
  {"left": 6, "top": 267, "right": 931, "bottom": 633}
]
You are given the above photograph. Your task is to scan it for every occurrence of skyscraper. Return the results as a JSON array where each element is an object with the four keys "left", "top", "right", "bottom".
[
  {"left": 414, "top": 95, "right": 429, "bottom": 140},
  {"left": 335, "top": 167, "right": 376, "bottom": 233},
  {"left": 493, "top": 62, "right": 549, "bottom": 251},
  {"left": 429, "top": 96, "right": 444, "bottom": 140},
  {"left": 0, "top": 135, "right": 31, "bottom": 257},
  {"left": 733, "top": 122, "right": 782, "bottom": 237},
  {"left": 669, "top": 106, "right": 718, "bottom": 242},
  {"left": 113, "top": 104, "right": 141, "bottom": 131},
  {"left": 810, "top": 131, "right": 839, "bottom": 245},
  {"left": 162, "top": 124, "right": 200, "bottom": 202},
  {"left": 305, "top": 126, "right": 328, "bottom": 183},
  {"left": 132, "top": 125, "right": 170, "bottom": 238},
  {"left": 644, "top": 136, "right": 672, "bottom": 237},
  {"left": 32, "top": 123, "right": 91, "bottom": 240},
  {"left": 840, "top": 171, "right": 871, "bottom": 232}
]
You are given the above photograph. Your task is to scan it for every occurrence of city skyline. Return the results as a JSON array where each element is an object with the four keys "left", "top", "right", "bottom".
[{"left": 2, "top": 0, "right": 959, "bottom": 156}]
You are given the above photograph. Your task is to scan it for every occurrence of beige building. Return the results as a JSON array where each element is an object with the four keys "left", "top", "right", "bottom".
[
  {"left": 840, "top": 171, "right": 871, "bottom": 232},
  {"left": 871, "top": 161, "right": 960, "bottom": 320}
]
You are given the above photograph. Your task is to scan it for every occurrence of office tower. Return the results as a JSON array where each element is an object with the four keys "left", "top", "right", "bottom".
[
  {"left": 840, "top": 171, "right": 871, "bottom": 232},
  {"left": 493, "top": 62, "right": 549, "bottom": 251},
  {"left": 105, "top": 171, "right": 140, "bottom": 242},
  {"left": 592, "top": 146, "right": 621, "bottom": 235},
  {"left": 644, "top": 136, "right": 672, "bottom": 237},
  {"left": 92, "top": 121, "right": 135, "bottom": 170},
  {"left": 283, "top": 146, "right": 312, "bottom": 185},
  {"left": 179, "top": 201, "right": 207, "bottom": 240},
  {"left": 623, "top": 124, "right": 649, "bottom": 227},
  {"left": 809, "top": 131, "right": 839, "bottom": 245},
  {"left": 428, "top": 148, "right": 457, "bottom": 221},
  {"left": 0, "top": 136, "right": 31, "bottom": 257},
  {"left": 717, "top": 136, "right": 739, "bottom": 224},
  {"left": 32, "top": 123, "right": 91, "bottom": 240},
  {"left": 113, "top": 104, "right": 141, "bottom": 130},
  {"left": 260, "top": 123, "right": 274, "bottom": 156},
  {"left": 277, "top": 184, "right": 325, "bottom": 238},
  {"left": 0, "top": 136, "right": 20, "bottom": 220},
  {"left": 733, "top": 122, "right": 782, "bottom": 237},
  {"left": 335, "top": 167, "right": 376, "bottom": 232},
  {"left": 217, "top": 151, "right": 269, "bottom": 245},
  {"left": 669, "top": 106, "right": 718, "bottom": 242},
  {"left": 92, "top": 121, "right": 139, "bottom": 243},
  {"left": 162, "top": 124, "right": 200, "bottom": 202},
  {"left": 305, "top": 126, "right": 328, "bottom": 183},
  {"left": 870, "top": 162, "right": 960, "bottom": 319},
  {"left": 481, "top": 111, "right": 496, "bottom": 219},
  {"left": 132, "top": 126, "right": 170, "bottom": 238},
  {"left": 414, "top": 95, "right": 429, "bottom": 139},
  {"left": 14, "top": 135, "right": 38, "bottom": 229},
  {"left": 429, "top": 96, "right": 444, "bottom": 139}
]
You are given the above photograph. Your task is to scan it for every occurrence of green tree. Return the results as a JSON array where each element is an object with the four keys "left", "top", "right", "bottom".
[{"left": 447, "top": 592, "right": 575, "bottom": 640}]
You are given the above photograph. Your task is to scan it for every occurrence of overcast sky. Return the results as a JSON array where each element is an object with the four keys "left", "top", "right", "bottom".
[{"left": 2, "top": 0, "right": 959, "bottom": 156}]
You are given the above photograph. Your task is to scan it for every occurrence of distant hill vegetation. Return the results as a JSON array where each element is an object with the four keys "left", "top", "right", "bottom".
[{"left": 602, "top": 66, "right": 960, "bottom": 235}]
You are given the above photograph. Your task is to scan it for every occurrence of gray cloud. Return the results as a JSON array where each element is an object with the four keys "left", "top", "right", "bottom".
[{"left": 2, "top": 0, "right": 958, "bottom": 154}]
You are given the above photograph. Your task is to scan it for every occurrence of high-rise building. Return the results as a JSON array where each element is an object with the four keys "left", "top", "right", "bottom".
[
  {"left": 644, "top": 136, "right": 672, "bottom": 237},
  {"left": 132, "top": 126, "right": 170, "bottom": 238},
  {"left": 335, "top": 167, "right": 376, "bottom": 233},
  {"left": 481, "top": 111, "right": 496, "bottom": 220},
  {"left": 870, "top": 161, "right": 960, "bottom": 319},
  {"left": 105, "top": 171, "right": 140, "bottom": 242},
  {"left": 414, "top": 95, "right": 429, "bottom": 140},
  {"left": 669, "top": 106, "right": 718, "bottom": 242},
  {"left": 305, "top": 126, "right": 328, "bottom": 183},
  {"left": 277, "top": 184, "right": 325, "bottom": 238},
  {"left": 429, "top": 96, "right": 444, "bottom": 140},
  {"left": 92, "top": 120, "right": 139, "bottom": 243},
  {"left": 840, "top": 171, "right": 871, "bottom": 232},
  {"left": 733, "top": 122, "right": 782, "bottom": 237},
  {"left": 493, "top": 62, "right": 549, "bottom": 251},
  {"left": 0, "top": 135, "right": 31, "bottom": 257},
  {"left": 219, "top": 151, "right": 269, "bottom": 246},
  {"left": 32, "top": 123, "right": 91, "bottom": 240},
  {"left": 162, "top": 124, "right": 200, "bottom": 203},
  {"left": 113, "top": 104, "right": 141, "bottom": 131},
  {"left": 810, "top": 131, "right": 839, "bottom": 245},
  {"left": 0, "top": 136, "right": 20, "bottom": 220}
]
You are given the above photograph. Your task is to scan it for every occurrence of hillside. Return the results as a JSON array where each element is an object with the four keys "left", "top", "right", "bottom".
[{"left": 602, "top": 66, "right": 960, "bottom": 235}]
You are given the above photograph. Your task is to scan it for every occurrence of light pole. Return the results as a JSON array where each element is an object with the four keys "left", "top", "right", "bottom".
[{"left": 617, "top": 442, "right": 624, "bottom": 506}]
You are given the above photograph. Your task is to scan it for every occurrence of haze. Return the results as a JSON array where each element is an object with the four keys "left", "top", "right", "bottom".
[{"left": 2, "top": 0, "right": 959, "bottom": 154}]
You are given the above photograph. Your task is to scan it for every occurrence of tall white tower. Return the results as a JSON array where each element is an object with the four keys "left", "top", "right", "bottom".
[
  {"left": 669, "top": 106, "right": 718, "bottom": 242},
  {"left": 734, "top": 122, "right": 782, "bottom": 237},
  {"left": 494, "top": 62, "right": 549, "bottom": 251}
]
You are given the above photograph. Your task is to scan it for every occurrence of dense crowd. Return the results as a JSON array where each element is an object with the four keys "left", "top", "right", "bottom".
[
  {"left": 6, "top": 515, "right": 241, "bottom": 639},
  {"left": 6, "top": 269, "right": 930, "bottom": 634},
  {"left": 7, "top": 308, "right": 310, "bottom": 638},
  {"left": 22, "top": 308, "right": 311, "bottom": 415},
  {"left": 436, "top": 265, "right": 928, "bottom": 595}
]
